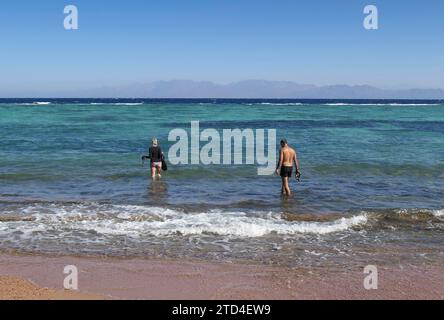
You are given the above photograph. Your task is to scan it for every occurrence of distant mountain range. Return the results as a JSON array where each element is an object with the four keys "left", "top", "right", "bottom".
[
  {"left": 72, "top": 80, "right": 444, "bottom": 99},
  {"left": 5, "top": 80, "right": 444, "bottom": 99}
]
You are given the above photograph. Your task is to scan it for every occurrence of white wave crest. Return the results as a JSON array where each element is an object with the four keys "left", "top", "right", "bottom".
[
  {"left": 114, "top": 102, "right": 144, "bottom": 106},
  {"left": 0, "top": 204, "right": 367, "bottom": 238},
  {"left": 89, "top": 102, "right": 144, "bottom": 106},
  {"left": 33, "top": 102, "right": 51, "bottom": 105},
  {"left": 260, "top": 102, "right": 303, "bottom": 106},
  {"left": 432, "top": 209, "right": 444, "bottom": 217}
]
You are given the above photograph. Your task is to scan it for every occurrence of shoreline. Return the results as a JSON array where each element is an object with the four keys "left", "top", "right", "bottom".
[{"left": 0, "top": 253, "right": 443, "bottom": 300}]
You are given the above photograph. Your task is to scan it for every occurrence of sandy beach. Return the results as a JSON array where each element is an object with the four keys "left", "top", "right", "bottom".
[
  {"left": 0, "top": 253, "right": 442, "bottom": 300},
  {"left": 0, "top": 275, "right": 104, "bottom": 300},
  {"left": 2, "top": 0, "right": 444, "bottom": 304}
]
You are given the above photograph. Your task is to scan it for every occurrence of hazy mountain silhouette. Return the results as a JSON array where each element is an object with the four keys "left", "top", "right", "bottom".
[
  {"left": 4, "top": 80, "right": 444, "bottom": 99},
  {"left": 73, "top": 80, "right": 444, "bottom": 99}
]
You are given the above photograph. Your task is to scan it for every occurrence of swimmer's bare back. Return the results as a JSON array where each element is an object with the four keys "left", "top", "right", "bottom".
[{"left": 281, "top": 146, "right": 297, "bottom": 167}]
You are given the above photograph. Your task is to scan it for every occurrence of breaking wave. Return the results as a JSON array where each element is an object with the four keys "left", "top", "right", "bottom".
[
  {"left": 0, "top": 203, "right": 368, "bottom": 238},
  {"left": 433, "top": 209, "right": 444, "bottom": 217},
  {"left": 89, "top": 102, "right": 144, "bottom": 106},
  {"left": 1, "top": 203, "right": 442, "bottom": 241},
  {"left": 259, "top": 102, "right": 303, "bottom": 106}
]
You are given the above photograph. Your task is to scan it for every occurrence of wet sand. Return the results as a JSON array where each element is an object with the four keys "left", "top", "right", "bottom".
[{"left": 0, "top": 253, "right": 443, "bottom": 300}]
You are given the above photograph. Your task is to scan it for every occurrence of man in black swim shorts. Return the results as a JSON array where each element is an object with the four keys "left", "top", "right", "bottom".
[
  {"left": 280, "top": 165, "right": 293, "bottom": 178},
  {"left": 275, "top": 139, "right": 300, "bottom": 196}
]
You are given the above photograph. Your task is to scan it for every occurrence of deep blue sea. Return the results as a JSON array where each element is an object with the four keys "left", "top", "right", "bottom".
[{"left": 0, "top": 99, "right": 443, "bottom": 268}]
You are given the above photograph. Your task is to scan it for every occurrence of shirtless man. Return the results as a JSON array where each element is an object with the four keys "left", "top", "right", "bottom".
[{"left": 275, "top": 139, "right": 300, "bottom": 196}]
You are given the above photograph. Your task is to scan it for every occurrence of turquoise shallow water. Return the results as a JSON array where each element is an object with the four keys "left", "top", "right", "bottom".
[{"left": 0, "top": 100, "right": 443, "bottom": 267}]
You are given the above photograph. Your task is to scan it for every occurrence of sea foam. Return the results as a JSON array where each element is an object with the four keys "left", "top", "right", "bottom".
[
  {"left": 0, "top": 203, "right": 367, "bottom": 239},
  {"left": 433, "top": 209, "right": 444, "bottom": 217}
]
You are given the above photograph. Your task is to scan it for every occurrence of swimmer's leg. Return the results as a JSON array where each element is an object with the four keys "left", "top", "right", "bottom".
[
  {"left": 284, "top": 177, "right": 291, "bottom": 196},
  {"left": 281, "top": 177, "right": 286, "bottom": 195}
]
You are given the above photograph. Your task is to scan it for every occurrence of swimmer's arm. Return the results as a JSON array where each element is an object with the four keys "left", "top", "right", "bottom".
[
  {"left": 294, "top": 151, "right": 300, "bottom": 172},
  {"left": 275, "top": 149, "right": 284, "bottom": 174}
]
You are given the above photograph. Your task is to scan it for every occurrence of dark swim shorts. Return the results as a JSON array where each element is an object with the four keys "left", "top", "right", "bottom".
[{"left": 280, "top": 166, "right": 293, "bottom": 178}]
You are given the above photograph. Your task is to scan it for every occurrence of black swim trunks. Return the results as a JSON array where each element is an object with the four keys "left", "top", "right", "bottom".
[{"left": 280, "top": 166, "right": 293, "bottom": 178}]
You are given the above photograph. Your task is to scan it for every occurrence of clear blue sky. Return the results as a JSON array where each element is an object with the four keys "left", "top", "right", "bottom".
[{"left": 1, "top": 0, "right": 443, "bottom": 94}]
